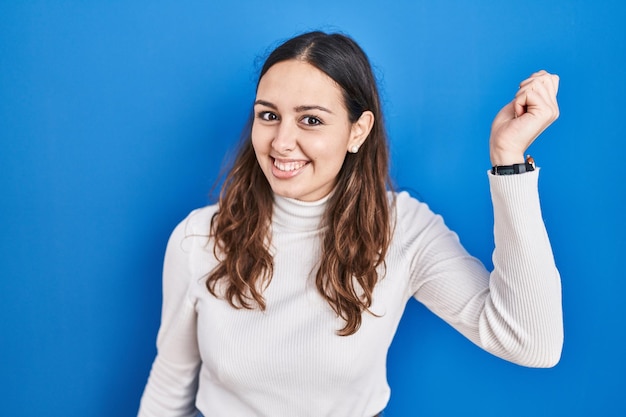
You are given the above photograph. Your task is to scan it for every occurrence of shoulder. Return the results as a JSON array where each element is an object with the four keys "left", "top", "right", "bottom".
[
  {"left": 388, "top": 190, "right": 436, "bottom": 223},
  {"left": 387, "top": 190, "right": 452, "bottom": 247},
  {"left": 181, "top": 204, "right": 219, "bottom": 234},
  {"left": 168, "top": 204, "right": 219, "bottom": 248}
]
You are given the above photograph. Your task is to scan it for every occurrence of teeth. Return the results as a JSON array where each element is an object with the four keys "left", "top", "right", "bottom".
[{"left": 274, "top": 160, "right": 306, "bottom": 172}]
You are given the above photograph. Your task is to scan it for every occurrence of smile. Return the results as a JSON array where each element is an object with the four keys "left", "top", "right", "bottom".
[
  {"left": 273, "top": 159, "right": 308, "bottom": 172},
  {"left": 271, "top": 158, "right": 309, "bottom": 179}
]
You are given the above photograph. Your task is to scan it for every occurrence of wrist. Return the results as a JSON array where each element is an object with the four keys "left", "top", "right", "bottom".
[{"left": 490, "top": 152, "right": 525, "bottom": 166}]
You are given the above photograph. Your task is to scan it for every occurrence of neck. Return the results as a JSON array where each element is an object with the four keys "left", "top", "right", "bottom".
[{"left": 272, "top": 194, "right": 330, "bottom": 232}]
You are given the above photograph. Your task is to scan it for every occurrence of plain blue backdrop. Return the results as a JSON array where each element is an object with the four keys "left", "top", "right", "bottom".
[{"left": 1, "top": 1, "right": 624, "bottom": 416}]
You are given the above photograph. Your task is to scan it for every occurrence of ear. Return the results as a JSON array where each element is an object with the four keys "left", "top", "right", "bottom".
[{"left": 347, "top": 110, "right": 375, "bottom": 152}]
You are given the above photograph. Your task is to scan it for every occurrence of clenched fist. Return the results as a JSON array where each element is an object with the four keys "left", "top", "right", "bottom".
[{"left": 490, "top": 70, "right": 560, "bottom": 166}]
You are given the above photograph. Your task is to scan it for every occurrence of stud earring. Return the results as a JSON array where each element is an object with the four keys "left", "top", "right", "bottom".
[{"left": 350, "top": 145, "right": 359, "bottom": 153}]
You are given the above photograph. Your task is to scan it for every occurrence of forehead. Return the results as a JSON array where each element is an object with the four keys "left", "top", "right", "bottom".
[{"left": 256, "top": 60, "right": 345, "bottom": 109}]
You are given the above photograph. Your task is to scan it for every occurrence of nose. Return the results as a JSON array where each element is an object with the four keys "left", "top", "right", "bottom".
[{"left": 272, "top": 120, "right": 297, "bottom": 154}]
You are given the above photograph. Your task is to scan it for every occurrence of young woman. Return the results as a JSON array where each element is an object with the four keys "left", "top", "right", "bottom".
[{"left": 138, "top": 31, "right": 563, "bottom": 417}]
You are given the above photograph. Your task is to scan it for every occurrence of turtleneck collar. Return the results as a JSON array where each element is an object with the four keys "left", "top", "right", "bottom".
[{"left": 272, "top": 193, "right": 330, "bottom": 232}]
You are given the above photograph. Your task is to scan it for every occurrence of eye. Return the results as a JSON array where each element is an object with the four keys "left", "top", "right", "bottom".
[
  {"left": 257, "top": 111, "right": 279, "bottom": 122},
  {"left": 301, "top": 115, "right": 323, "bottom": 126}
]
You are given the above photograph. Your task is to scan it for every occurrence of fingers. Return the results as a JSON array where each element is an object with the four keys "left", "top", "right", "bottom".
[
  {"left": 518, "top": 70, "right": 559, "bottom": 94},
  {"left": 513, "top": 70, "right": 560, "bottom": 120}
]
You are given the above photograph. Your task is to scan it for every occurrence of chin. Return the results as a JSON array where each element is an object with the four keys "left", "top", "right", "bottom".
[{"left": 272, "top": 188, "right": 302, "bottom": 200}]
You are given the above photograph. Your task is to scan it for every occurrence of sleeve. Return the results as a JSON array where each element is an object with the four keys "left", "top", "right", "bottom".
[
  {"left": 405, "top": 169, "right": 563, "bottom": 367},
  {"left": 138, "top": 214, "right": 202, "bottom": 417}
]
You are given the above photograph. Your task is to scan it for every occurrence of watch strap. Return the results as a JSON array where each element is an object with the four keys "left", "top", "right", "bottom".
[{"left": 491, "top": 155, "right": 536, "bottom": 175}]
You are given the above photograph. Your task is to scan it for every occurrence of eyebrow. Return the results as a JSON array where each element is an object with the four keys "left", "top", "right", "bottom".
[{"left": 254, "top": 100, "right": 334, "bottom": 114}]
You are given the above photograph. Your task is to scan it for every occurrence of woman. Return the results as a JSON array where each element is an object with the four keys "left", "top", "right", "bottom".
[{"left": 138, "top": 31, "right": 563, "bottom": 417}]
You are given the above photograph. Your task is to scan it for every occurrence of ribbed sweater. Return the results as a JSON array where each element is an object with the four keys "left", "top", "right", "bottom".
[{"left": 138, "top": 170, "right": 563, "bottom": 417}]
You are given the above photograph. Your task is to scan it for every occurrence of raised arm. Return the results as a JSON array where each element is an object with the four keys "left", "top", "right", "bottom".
[{"left": 408, "top": 71, "right": 563, "bottom": 367}]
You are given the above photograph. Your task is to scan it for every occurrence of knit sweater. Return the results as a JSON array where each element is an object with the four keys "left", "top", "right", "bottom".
[{"left": 138, "top": 170, "right": 563, "bottom": 417}]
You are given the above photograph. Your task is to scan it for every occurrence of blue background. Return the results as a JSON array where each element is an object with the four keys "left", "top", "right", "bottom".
[{"left": 1, "top": 1, "right": 624, "bottom": 416}]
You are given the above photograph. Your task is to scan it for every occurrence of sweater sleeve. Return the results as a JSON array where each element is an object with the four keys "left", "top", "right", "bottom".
[
  {"left": 138, "top": 214, "right": 202, "bottom": 417},
  {"left": 405, "top": 170, "right": 563, "bottom": 367}
]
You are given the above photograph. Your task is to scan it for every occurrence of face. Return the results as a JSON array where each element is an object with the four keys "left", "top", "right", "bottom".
[{"left": 252, "top": 60, "right": 372, "bottom": 202}]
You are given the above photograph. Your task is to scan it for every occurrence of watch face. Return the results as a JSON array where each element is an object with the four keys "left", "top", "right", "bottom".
[
  {"left": 497, "top": 166, "right": 516, "bottom": 175},
  {"left": 493, "top": 162, "right": 534, "bottom": 175}
]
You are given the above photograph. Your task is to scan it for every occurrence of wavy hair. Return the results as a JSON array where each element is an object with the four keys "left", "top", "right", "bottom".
[{"left": 207, "top": 31, "right": 394, "bottom": 336}]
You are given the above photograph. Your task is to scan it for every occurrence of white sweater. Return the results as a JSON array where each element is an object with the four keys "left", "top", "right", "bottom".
[{"left": 138, "top": 171, "right": 563, "bottom": 417}]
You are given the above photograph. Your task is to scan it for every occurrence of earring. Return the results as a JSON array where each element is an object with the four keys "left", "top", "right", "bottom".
[{"left": 350, "top": 145, "right": 359, "bottom": 153}]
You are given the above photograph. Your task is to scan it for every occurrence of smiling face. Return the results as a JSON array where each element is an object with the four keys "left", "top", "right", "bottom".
[{"left": 251, "top": 60, "right": 373, "bottom": 202}]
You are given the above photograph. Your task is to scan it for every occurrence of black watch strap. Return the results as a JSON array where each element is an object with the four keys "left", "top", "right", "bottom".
[{"left": 491, "top": 155, "right": 536, "bottom": 175}]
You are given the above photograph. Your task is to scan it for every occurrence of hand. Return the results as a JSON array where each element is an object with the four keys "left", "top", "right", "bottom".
[{"left": 489, "top": 70, "right": 560, "bottom": 166}]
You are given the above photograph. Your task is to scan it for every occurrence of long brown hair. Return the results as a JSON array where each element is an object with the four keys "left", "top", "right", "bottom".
[{"left": 207, "top": 31, "right": 394, "bottom": 336}]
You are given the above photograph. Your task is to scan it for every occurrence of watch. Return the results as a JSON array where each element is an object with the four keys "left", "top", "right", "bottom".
[{"left": 491, "top": 155, "right": 535, "bottom": 175}]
